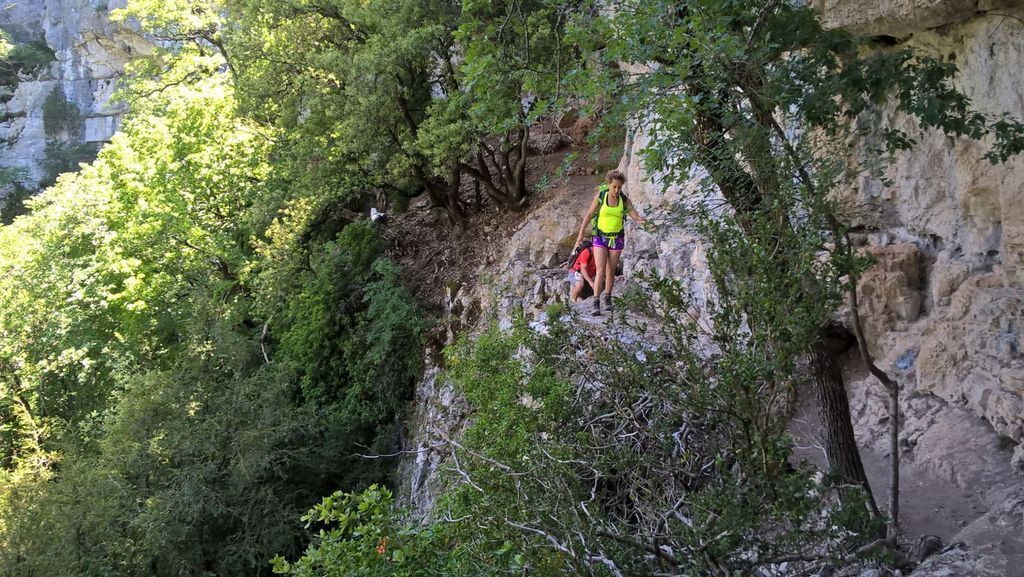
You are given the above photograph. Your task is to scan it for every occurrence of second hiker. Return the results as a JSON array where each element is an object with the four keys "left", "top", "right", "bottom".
[
  {"left": 566, "top": 239, "right": 596, "bottom": 302},
  {"left": 574, "top": 170, "right": 648, "bottom": 316}
]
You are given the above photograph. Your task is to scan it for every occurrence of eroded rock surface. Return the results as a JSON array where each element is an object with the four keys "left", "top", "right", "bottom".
[
  {"left": 0, "top": 0, "right": 149, "bottom": 189},
  {"left": 619, "top": 0, "right": 1024, "bottom": 565}
]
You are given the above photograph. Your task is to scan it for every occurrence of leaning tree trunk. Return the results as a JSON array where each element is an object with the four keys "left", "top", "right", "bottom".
[
  {"left": 460, "top": 129, "right": 531, "bottom": 211},
  {"left": 687, "top": 80, "right": 875, "bottom": 504},
  {"left": 812, "top": 341, "right": 879, "bottom": 514},
  {"left": 424, "top": 184, "right": 465, "bottom": 226},
  {"left": 417, "top": 164, "right": 466, "bottom": 227},
  {"left": 505, "top": 124, "right": 530, "bottom": 207}
]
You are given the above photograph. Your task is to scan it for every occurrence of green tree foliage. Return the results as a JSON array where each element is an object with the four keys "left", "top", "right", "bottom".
[
  {"left": 40, "top": 87, "right": 96, "bottom": 186},
  {"left": 271, "top": 485, "right": 457, "bottom": 577},
  {"left": 272, "top": 222, "right": 429, "bottom": 483},
  {"left": 0, "top": 168, "right": 30, "bottom": 224},
  {"left": 0, "top": 32, "right": 54, "bottom": 93},
  {"left": 40, "top": 141, "right": 99, "bottom": 186},
  {"left": 119, "top": 0, "right": 580, "bottom": 225},
  {"left": 0, "top": 70, "right": 428, "bottom": 576},
  {"left": 1, "top": 344, "right": 343, "bottom": 576},
  {"left": 42, "top": 86, "right": 82, "bottom": 137},
  {"left": 419, "top": 0, "right": 581, "bottom": 210},
  {"left": 0, "top": 79, "right": 264, "bottom": 435},
  {"left": 198, "top": 0, "right": 471, "bottom": 223}
]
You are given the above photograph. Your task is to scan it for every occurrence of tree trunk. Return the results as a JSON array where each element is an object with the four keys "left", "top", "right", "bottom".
[
  {"left": 888, "top": 383, "right": 899, "bottom": 536},
  {"left": 509, "top": 125, "right": 530, "bottom": 206},
  {"left": 460, "top": 132, "right": 531, "bottom": 211},
  {"left": 414, "top": 163, "right": 465, "bottom": 227},
  {"left": 811, "top": 340, "right": 879, "bottom": 515},
  {"left": 462, "top": 151, "right": 511, "bottom": 210}
]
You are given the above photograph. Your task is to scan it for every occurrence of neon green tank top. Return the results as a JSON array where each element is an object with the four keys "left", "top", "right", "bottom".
[{"left": 597, "top": 191, "right": 625, "bottom": 234}]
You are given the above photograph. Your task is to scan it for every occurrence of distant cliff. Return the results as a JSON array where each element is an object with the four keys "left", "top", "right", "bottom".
[{"left": 0, "top": 0, "right": 148, "bottom": 195}]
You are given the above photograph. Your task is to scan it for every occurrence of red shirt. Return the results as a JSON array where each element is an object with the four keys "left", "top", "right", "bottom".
[{"left": 572, "top": 248, "right": 597, "bottom": 279}]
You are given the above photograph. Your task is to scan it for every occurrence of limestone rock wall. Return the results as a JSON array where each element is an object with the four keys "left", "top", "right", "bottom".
[
  {"left": 0, "top": 0, "right": 149, "bottom": 189},
  {"left": 822, "top": 1, "right": 1024, "bottom": 464},
  {"left": 613, "top": 0, "right": 1024, "bottom": 482}
]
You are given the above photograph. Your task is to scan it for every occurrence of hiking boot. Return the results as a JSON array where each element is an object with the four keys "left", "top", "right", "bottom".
[
  {"left": 591, "top": 296, "right": 601, "bottom": 316},
  {"left": 602, "top": 293, "right": 613, "bottom": 312}
]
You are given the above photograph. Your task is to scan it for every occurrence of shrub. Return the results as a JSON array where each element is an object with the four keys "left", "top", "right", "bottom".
[
  {"left": 0, "top": 35, "right": 54, "bottom": 88},
  {"left": 42, "top": 86, "right": 82, "bottom": 137}
]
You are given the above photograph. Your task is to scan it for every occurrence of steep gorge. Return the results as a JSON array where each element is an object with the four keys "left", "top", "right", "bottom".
[{"left": 0, "top": 1, "right": 1020, "bottom": 574}]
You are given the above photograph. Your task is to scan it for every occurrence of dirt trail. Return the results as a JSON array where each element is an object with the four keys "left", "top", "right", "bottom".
[
  {"left": 789, "top": 382, "right": 990, "bottom": 541},
  {"left": 386, "top": 144, "right": 615, "bottom": 315}
]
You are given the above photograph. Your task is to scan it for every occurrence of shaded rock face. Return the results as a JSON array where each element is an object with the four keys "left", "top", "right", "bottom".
[
  {"left": 909, "top": 544, "right": 1012, "bottom": 577},
  {"left": 851, "top": 243, "right": 1023, "bottom": 448},
  {"left": 0, "top": 1, "right": 44, "bottom": 43},
  {"left": 611, "top": 0, "right": 1024, "bottom": 480},
  {"left": 814, "top": 0, "right": 1021, "bottom": 40},
  {"left": 905, "top": 486, "right": 1024, "bottom": 576},
  {"left": 0, "top": 0, "right": 149, "bottom": 189},
  {"left": 394, "top": 364, "right": 468, "bottom": 516},
  {"left": 821, "top": 1, "right": 1024, "bottom": 463},
  {"left": 943, "top": 486, "right": 1024, "bottom": 577}
]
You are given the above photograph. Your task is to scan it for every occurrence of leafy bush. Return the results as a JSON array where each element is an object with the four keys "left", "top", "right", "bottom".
[
  {"left": 0, "top": 169, "right": 29, "bottom": 224},
  {"left": 41, "top": 140, "right": 98, "bottom": 185},
  {"left": 0, "top": 331, "right": 351, "bottom": 577},
  {"left": 0, "top": 74, "right": 430, "bottom": 576},
  {"left": 275, "top": 221, "right": 429, "bottom": 486},
  {"left": 426, "top": 314, "right": 872, "bottom": 576},
  {"left": 271, "top": 485, "right": 454, "bottom": 577},
  {"left": 0, "top": 34, "right": 54, "bottom": 89},
  {"left": 42, "top": 86, "right": 81, "bottom": 137}
]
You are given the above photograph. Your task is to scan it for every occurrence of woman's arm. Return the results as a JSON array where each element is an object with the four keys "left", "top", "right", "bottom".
[
  {"left": 626, "top": 198, "right": 647, "bottom": 227},
  {"left": 575, "top": 193, "right": 602, "bottom": 247},
  {"left": 580, "top": 266, "right": 595, "bottom": 288}
]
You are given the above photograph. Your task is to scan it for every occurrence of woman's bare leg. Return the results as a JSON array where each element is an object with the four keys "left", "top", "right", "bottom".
[
  {"left": 606, "top": 249, "right": 622, "bottom": 296},
  {"left": 593, "top": 246, "right": 609, "bottom": 299}
]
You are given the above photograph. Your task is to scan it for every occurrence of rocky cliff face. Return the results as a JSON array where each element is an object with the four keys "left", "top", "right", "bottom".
[
  {"left": 622, "top": 2, "right": 1024, "bottom": 573},
  {"left": 616, "top": 0, "right": 1024, "bottom": 483},
  {"left": 399, "top": 0, "right": 1024, "bottom": 571},
  {"left": 0, "top": 0, "right": 148, "bottom": 191}
]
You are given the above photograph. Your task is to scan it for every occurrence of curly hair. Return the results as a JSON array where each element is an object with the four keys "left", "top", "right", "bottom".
[{"left": 605, "top": 169, "right": 626, "bottom": 184}]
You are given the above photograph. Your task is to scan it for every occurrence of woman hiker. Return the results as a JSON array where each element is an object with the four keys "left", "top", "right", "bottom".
[{"left": 574, "top": 169, "right": 648, "bottom": 316}]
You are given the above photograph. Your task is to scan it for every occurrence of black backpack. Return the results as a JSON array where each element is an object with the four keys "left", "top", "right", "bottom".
[{"left": 566, "top": 240, "right": 593, "bottom": 270}]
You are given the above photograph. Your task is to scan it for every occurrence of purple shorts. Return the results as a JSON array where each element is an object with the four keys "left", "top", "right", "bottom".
[{"left": 592, "top": 232, "right": 624, "bottom": 251}]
